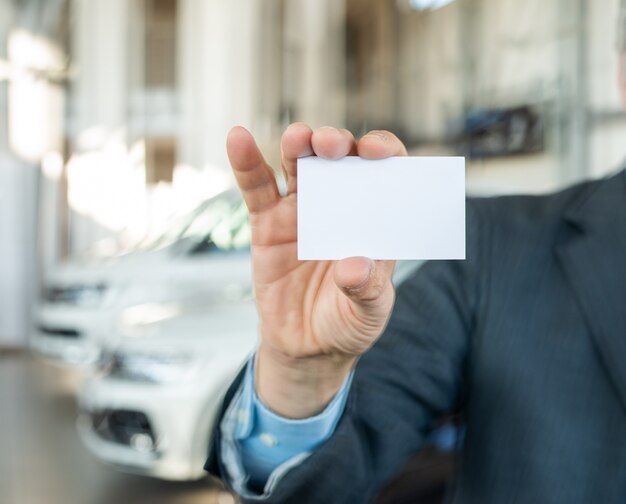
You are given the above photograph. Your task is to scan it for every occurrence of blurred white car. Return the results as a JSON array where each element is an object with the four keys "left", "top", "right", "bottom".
[
  {"left": 75, "top": 261, "right": 422, "bottom": 481},
  {"left": 31, "top": 190, "right": 252, "bottom": 365},
  {"left": 77, "top": 299, "right": 258, "bottom": 480}
]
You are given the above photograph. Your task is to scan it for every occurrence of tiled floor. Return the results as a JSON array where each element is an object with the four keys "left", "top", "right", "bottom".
[{"left": 0, "top": 354, "right": 232, "bottom": 504}]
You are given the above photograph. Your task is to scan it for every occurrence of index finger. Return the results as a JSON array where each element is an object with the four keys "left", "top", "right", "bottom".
[
  {"left": 227, "top": 126, "right": 280, "bottom": 214},
  {"left": 357, "top": 130, "right": 408, "bottom": 159}
]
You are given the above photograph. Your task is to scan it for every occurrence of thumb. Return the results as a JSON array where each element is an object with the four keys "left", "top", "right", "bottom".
[{"left": 334, "top": 257, "right": 395, "bottom": 309}]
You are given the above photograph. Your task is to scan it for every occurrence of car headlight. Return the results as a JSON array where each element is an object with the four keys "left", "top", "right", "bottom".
[
  {"left": 103, "top": 350, "right": 196, "bottom": 384},
  {"left": 44, "top": 283, "right": 108, "bottom": 307}
]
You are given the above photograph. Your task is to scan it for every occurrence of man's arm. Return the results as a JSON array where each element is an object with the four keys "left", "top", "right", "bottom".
[{"left": 205, "top": 124, "right": 485, "bottom": 502}]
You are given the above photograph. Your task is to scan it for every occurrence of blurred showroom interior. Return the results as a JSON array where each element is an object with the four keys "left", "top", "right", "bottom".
[{"left": 1, "top": 0, "right": 625, "bottom": 503}]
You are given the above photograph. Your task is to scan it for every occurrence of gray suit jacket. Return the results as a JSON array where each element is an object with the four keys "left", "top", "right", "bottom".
[{"left": 206, "top": 170, "right": 626, "bottom": 503}]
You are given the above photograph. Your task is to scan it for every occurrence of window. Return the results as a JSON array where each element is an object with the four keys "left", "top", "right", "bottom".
[
  {"left": 145, "top": 137, "right": 176, "bottom": 184},
  {"left": 144, "top": 0, "right": 177, "bottom": 89}
]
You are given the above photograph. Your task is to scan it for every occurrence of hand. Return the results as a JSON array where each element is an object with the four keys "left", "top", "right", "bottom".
[{"left": 227, "top": 124, "right": 408, "bottom": 417}]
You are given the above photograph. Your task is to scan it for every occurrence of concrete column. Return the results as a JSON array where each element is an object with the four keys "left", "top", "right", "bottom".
[
  {"left": 178, "top": 0, "right": 263, "bottom": 180},
  {"left": 0, "top": 0, "right": 11, "bottom": 153},
  {"left": 557, "top": 0, "right": 590, "bottom": 184},
  {"left": 71, "top": 0, "right": 129, "bottom": 138},
  {"left": 285, "top": 0, "right": 346, "bottom": 129},
  {"left": 254, "top": 0, "right": 283, "bottom": 161},
  {"left": 67, "top": 0, "right": 129, "bottom": 254},
  {"left": 0, "top": 0, "right": 38, "bottom": 347},
  {"left": 0, "top": 154, "right": 38, "bottom": 348}
]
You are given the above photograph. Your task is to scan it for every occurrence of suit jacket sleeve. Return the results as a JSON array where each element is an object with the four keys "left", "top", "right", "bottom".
[{"left": 205, "top": 201, "right": 487, "bottom": 503}]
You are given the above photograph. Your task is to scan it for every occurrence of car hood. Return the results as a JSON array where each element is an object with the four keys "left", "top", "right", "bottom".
[
  {"left": 46, "top": 249, "right": 174, "bottom": 287},
  {"left": 113, "top": 299, "right": 259, "bottom": 355}
]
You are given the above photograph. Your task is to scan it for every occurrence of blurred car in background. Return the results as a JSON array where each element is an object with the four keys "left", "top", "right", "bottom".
[
  {"left": 75, "top": 261, "right": 423, "bottom": 481},
  {"left": 31, "top": 190, "right": 252, "bottom": 366},
  {"left": 77, "top": 298, "right": 258, "bottom": 480}
]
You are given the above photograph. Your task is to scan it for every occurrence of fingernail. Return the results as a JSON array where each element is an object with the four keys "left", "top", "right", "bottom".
[{"left": 363, "top": 132, "right": 387, "bottom": 142}]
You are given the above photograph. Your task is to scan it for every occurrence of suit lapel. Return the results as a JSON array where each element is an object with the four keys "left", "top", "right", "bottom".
[{"left": 556, "top": 171, "right": 626, "bottom": 414}]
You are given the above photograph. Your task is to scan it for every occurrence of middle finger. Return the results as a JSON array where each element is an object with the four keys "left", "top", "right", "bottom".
[{"left": 311, "top": 127, "right": 357, "bottom": 160}]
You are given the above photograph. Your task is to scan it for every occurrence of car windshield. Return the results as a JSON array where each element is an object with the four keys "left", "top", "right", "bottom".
[
  {"left": 132, "top": 192, "right": 249, "bottom": 253},
  {"left": 183, "top": 199, "right": 251, "bottom": 254},
  {"left": 135, "top": 201, "right": 214, "bottom": 252}
]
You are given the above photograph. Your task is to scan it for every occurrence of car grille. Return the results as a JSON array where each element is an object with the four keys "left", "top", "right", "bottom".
[
  {"left": 43, "top": 284, "right": 106, "bottom": 305},
  {"left": 89, "top": 409, "right": 158, "bottom": 453},
  {"left": 37, "top": 325, "right": 82, "bottom": 339}
]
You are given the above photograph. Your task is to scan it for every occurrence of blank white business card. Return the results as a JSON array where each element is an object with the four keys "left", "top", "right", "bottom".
[{"left": 297, "top": 156, "right": 465, "bottom": 260}]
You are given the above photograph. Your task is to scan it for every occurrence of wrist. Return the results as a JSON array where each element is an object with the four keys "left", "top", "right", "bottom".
[{"left": 255, "top": 342, "right": 356, "bottom": 419}]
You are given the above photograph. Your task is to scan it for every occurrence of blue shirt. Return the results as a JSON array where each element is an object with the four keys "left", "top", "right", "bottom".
[{"left": 218, "top": 354, "right": 353, "bottom": 499}]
